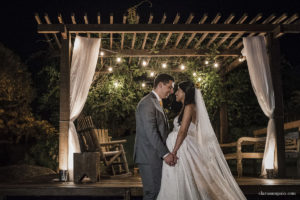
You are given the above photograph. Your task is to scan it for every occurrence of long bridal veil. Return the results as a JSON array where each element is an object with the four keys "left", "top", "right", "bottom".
[{"left": 195, "top": 89, "right": 246, "bottom": 199}]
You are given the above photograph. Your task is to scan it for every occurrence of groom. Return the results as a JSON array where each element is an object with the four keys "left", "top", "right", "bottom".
[{"left": 134, "top": 73, "right": 177, "bottom": 200}]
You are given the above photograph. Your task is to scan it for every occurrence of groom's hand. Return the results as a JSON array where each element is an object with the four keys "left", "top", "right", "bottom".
[{"left": 163, "top": 153, "right": 175, "bottom": 166}]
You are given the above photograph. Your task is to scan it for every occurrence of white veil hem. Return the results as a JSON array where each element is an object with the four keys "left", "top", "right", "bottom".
[{"left": 195, "top": 88, "right": 246, "bottom": 199}]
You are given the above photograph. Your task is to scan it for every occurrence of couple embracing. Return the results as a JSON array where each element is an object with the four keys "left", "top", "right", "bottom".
[{"left": 134, "top": 74, "right": 246, "bottom": 200}]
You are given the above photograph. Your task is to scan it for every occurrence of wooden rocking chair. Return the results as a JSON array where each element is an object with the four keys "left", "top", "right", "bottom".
[{"left": 76, "top": 115, "right": 130, "bottom": 176}]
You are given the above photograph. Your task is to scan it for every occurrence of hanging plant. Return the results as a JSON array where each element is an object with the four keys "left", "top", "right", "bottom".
[{"left": 127, "top": 0, "right": 152, "bottom": 24}]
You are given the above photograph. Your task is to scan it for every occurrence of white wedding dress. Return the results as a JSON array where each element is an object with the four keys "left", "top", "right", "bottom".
[{"left": 157, "top": 89, "right": 246, "bottom": 200}]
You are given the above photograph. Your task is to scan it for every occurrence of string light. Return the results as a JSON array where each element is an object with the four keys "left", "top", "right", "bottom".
[
  {"left": 116, "top": 57, "right": 121, "bottom": 63},
  {"left": 142, "top": 83, "right": 146, "bottom": 87},
  {"left": 142, "top": 60, "right": 147, "bottom": 66},
  {"left": 193, "top": 72, "right": 197, "bottom": 77},
  {"left": 180, "top": 64, "right": 185, "bottom": 70},
  {"left": 100, "top": 51, "right": 104, "bottom": 56},
  {"left": 150, "top": 72, "right": 155, "bottom": 77},
  {"left": 205, "top": 60, "right": 209, "bottom": 65},
  {"left": 108, "top": 67, "right": 113, "bottom": 72},
  {"left": 239, "top": 57, "right": 245, "bottom": 62},
  {"left": 198, "top": 77, "right": 202, "bottom": 81},
  {"left": 214, "top": 63, "right": 219, "bottom": 68},
  {"left": 162, "top": 63, "right": 167, "bottom": 68},
  {"left": 114, "top": 82, "right": 119, "bottom": 88}
]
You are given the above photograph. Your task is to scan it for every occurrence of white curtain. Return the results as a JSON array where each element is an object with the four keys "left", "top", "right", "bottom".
[
  {"left": 68, "top": 36, "right": 101, "bottom": 180},
  {"left": 242, "top": 36, "right": 277, "bottom": 177}
]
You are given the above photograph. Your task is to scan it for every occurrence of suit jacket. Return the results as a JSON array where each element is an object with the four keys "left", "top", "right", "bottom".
[{"left": 134, "top": 92, "right": 170, "bottom": 165}]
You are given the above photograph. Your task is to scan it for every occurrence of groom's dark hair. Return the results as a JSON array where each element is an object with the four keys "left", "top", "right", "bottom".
[{"left": 153, "top": 73, "right": 174, "bottom": 88}]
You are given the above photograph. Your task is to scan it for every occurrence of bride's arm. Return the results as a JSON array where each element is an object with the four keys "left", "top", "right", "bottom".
[{"left": 172, "top": 104, "right": 193, "bottom": 155}]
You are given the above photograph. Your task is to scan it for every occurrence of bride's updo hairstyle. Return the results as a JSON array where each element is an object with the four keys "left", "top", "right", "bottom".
[{"left": 177, "top": 81, "right": 195, "bottom": 125}]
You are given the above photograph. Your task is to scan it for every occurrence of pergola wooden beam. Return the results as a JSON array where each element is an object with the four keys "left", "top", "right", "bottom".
[
  {"left": 153, "top": 13, "right": 167, "bottom": 48},
  {"left": 234, "top": 14, "right": 276, "bottom": 49},
  {"left": 227, "top": 13, "right": 300, "bottom": 73},
  {"left": 97, "top": 12, "right": 103, "bottom": 66},
  {"left": 131, "top": 15, "right": 140, "bottom": 49},
  {"left": 110, "top": 13, "right": 114, "bottom": 49},
  {"left": 185, "top": 13, "right": 208, "bottom": 48},
  {"left": 44, "top": 13, "right": 61, "bottom": 48},
  {"left": 97, "top": 12, "right": 101, "bottom": 38},
  {"left": 206, "top": 13, "right": 235, "bottom": 47},
  {"left": 274, "top": 13, "right": 300, "bottom": 37},
  {"left": 99, "top": 49, "right": 240, "bottom": 57},
  {"left": 283, "top": 13, "right": 299, "bottom": 24},
  {"left": 34, "top": 13, "right": 54, "bottom": 49},
  {"left": 38, "top": 23, "right": 293, "bottom": 34},
  {"left": 58, "top": 13, "right": 64, "bottom": 24},
  {"left": 95, "top": 67, "right": 188, "bottom": 74},
  {"left": 216, "top": 13, "right": 249, "bottom": 48},
  {"left": 120, "top": 14, "right": 127, "bottom": 49},
  {"left": 84, "top": 13, "right": 90, "bottom": 38},
  {"left": 220, "top": 13, "right": 262, "bottom": 69},
  {"left": 226, "top": 58, "right": 244, "bottom": 73},
  {"left": 142, "top": 13, "right": 154, "bottom": 49},
  {"left": 71, "top": 13, "right": 78, "bottom": 36},
  {"left": 227, "top": 14, "right": 263, "bottom": 49},
  {"left": 174, "top": 13, "right": 194, "bottom": 48},
  {"left": 194, "top": 13, "right": 221, "bottom": 48},
  {"left": 272, "top": 13, "right": 288, "bottom": 24},
  {"left": 163, "top": 13, "right": 180, "bottom": 49}
]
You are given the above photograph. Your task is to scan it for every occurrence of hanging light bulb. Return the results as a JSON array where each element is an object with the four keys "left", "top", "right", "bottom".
[
  {"left": 142, "top": 60, "right": 147, "bottom": 66},
  {"left": 205, "top": 60, "right": 209, "bottom": 65},
  {"left": 116, "top": 57, "right": 121, "bottom": 63},
  {"left": 239, "top": 57, "right": 245, "bottom": 62},
  {"left": 193, "top": 72, "right": 197, "bottom": 77},
  {"left": 150, "top": 72, "right": 155, "bottom": 77},
  {"left": 214, "top": 63, "right": 219, "bottom": 68},
  {"left": 100, "top": 51, "right": 104, "bottom": 56},
  {"left": 142, "top": 83, "right": 146, "bottom": 87},
  {"left": 108, "top": 67, "right": 113, "bottom": 72},
  {"left": 162, "top": 63, "right": 167, "bottom": 68},
  {"left": 180, "top": 64, "right": 185, "bottom": 70}
]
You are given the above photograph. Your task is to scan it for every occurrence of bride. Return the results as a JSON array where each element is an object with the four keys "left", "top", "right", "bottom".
[{"left": 157, "top": 81, "right": 246, "bottom": 200}]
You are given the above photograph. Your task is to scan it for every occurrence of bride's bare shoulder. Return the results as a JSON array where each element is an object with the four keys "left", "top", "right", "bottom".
[
  {"left": 185, "top": 104, "right": 196, "bottom": 110},
  {"left": 184, "top": 104, "right": 196, "bottom": 115}
]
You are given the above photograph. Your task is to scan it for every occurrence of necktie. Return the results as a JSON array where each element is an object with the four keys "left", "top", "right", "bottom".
[{"left": 159, "top": 100, "right": 163, "bottom": 107}]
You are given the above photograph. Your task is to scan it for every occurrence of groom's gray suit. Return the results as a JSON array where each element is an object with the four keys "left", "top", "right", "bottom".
[{"left": 134, "top": 92, "right": 170, "bottom": 200}]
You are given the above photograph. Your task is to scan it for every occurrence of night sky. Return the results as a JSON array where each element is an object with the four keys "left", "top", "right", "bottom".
[{"left": 1, "top": 0, "right": 300, "bottom": 65}]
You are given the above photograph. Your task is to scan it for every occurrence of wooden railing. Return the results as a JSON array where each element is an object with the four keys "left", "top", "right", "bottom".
[{"left": 220, "top": 120, "right": 300, "bottom": 177}]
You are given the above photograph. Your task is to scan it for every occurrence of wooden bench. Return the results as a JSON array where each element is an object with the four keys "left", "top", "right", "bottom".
[{"left": 220, "top": 120, "right": 300, "bottom": 177}]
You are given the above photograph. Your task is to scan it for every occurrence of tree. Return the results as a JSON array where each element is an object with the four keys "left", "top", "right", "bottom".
[
  {"left": 0, "top": 43, "right": 58, "bottom": 170},
  {"left": 26, "top": 50, "right": 60, "bottom": 128}
]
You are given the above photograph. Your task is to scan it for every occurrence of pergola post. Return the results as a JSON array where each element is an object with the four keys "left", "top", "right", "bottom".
[
  {"left": 219, "top": 70, "right": 228, "bottom": 144},
  {"left": 58, "top": 34, "right": 71, "bottom": 181},
  {"left": 266, "top": 33, "right": 286, "bottom": 178},
  {"left": 220, "top": 103, "right": 228, "bottom": 144}
]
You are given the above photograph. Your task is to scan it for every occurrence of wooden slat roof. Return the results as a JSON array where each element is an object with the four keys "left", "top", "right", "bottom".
[{"left": 35, "top": 12, "right": 300, "bottom": 73}]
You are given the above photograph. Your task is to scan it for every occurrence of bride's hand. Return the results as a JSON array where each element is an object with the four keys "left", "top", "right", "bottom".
[{"left": 171, "top": 152, "right": 179, "bottom": 163}]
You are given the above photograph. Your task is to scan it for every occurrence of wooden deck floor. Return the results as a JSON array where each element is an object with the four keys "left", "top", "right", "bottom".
[{"left": 0, "top": 175, "right": 300, "bottom": 199}]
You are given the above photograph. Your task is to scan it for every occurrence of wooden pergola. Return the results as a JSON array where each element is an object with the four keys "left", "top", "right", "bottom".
[{"left": 35, "top": 12, "right": 300, "bottom": 179}]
